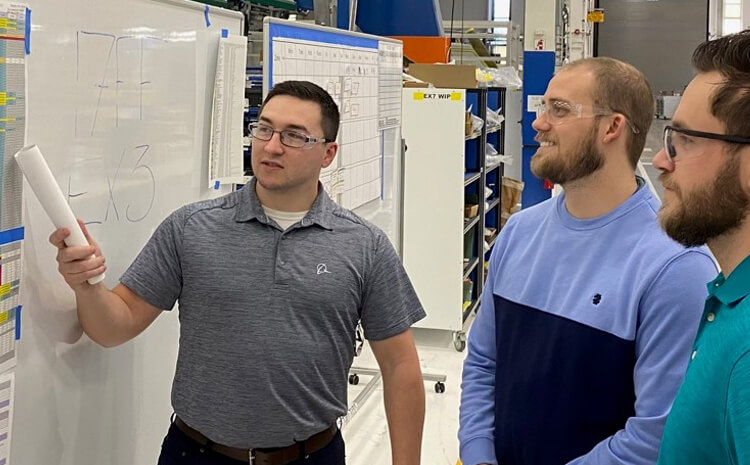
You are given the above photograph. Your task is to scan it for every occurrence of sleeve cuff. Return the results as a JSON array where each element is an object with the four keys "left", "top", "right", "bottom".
[{"left": 460, "top": 436, "right": 498, "bottom": 465}]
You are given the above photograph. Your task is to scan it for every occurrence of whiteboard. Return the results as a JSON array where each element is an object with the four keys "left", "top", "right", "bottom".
[
  {"left": 263, "top": 18, "right": 405, "bottom": 252},
  {"left": 15, "top": 1, "right": 243, "bottom": 464}
]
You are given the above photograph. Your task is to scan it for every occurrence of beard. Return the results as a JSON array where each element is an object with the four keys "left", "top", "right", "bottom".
[
  {"left": 530, "top": 124, "right": 604, "bottom": 184},
  {"left": 659, "top": 155, "right": 749, "bottom": 247}
]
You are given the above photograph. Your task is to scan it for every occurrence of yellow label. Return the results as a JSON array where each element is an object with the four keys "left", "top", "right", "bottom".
[
  {"left": 0, "top": 283, "right": 10, "bottom": 297},
  {"left": 451, "top": 92, "right": 462, "bottom": 101},
  {"left": 0, "top": 312, "right": 7, "bottom": 324},
  {"left": 587, "top": 10, "right": 604, "bottom": 22},
  {"left": 0, "top": 117, "right": 16, "bottom": 122},
  {"left": 413, "top": 92, "right": 425, "bottom": 101},
  {"left": 0, "top": 19, "right": 7, "bottom": 28}
]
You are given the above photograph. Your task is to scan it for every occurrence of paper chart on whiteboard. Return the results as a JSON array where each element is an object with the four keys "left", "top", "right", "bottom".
[
  {"left": 272, "top": 37, "right": 380, "bottom": 211},
  {"left": 378, "top": 41, "right": 402, "bottom": 130},
  {"left": 0, "top": 2, "right": 27, "bottom": 375}
]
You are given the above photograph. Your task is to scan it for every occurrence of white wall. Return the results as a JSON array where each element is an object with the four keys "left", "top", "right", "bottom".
[
  {"left": 565, "top": 0, "right": 595, "bottom": 61},
  {"left": 524, "top": 0, "right": 557, "bottom": 50}
]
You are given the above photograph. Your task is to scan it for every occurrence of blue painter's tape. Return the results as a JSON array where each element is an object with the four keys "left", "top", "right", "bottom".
[
  {"left": 24, "top": 8, "right": 31, "bottom": 55},
  {"left": 214, "top": 180, "right": 220, "bottom": 190},
  {"left": 0, "top": 227, "right": 24, "bottom": 246},
  {"left": 15, "top": 306, "right": 21, "bottom": 340},
  {"left": 204, "top": 5, "right": 211, "bottom": 27},
  {"left": 221, "top": 28, "right": 228, "bottom": 38}
]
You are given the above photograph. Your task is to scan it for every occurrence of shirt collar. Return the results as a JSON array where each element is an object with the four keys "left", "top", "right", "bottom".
[
  {"left": 235, "top": 178, "right": 335, "bottom": 230},
  {"left": 707, "top": 253, "right": 750, "bottom": 307},
  {"left": 556, "top": 176, "right": 649, "bottom": 231}
]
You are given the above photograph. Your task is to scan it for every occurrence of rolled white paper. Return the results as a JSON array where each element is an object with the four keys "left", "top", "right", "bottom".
[{"left": 14, "top": 145, "right": 105, "bottom": 285}]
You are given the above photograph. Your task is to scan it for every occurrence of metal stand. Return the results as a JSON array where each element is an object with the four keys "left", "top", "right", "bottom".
[
  {"left": 342, "top": 366, "right": 447, "bottom": 428},
  {"left": 343, "top": 328, "right": 447, "bottom": 424}
]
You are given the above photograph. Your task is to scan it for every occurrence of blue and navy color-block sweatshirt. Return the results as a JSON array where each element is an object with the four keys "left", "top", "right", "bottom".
[{"left": 459, "top": 183, "right": 717, "bottom": 465}]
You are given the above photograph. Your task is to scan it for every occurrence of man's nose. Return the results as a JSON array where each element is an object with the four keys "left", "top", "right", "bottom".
[
  {"left": 532, "top": 114, "right": 550, "bottom": 132},
  {"left": 652, "top": 147, "right": 673, "bottom": 173},
  {"left": 264, "top": 131, "right": 285, "bottom": 153}
]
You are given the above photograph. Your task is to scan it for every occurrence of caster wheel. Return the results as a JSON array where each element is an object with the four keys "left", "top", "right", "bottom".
[
  {"left": 348, "top": 374, "right": 359, "bottom": 385},
  {"left": 453, "top": 332, "right": 467, "bottom": 352},
  {"left": 434, "top": 382, "right": 446, "bottom": 394}
]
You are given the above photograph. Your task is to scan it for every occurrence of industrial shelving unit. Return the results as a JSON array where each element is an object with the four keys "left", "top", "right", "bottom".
[
  {"left": 483, "top": 87, "right": 507, "bottom": 279},
  {"left": 402, "top": 86, "right": 507, "bottom": 351}
]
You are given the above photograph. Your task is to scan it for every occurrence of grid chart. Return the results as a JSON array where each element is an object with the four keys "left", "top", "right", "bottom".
[
  {"left": 0, "top": 3, "right": 27, "bottom": 376},
  {"left": 209, "top": 36, "right": 247, "bottom": 188},
  {"left": 0, "top": 373, "right": 13, "bottom": 464},
  {"left": 377, "top": 42, "right": 402, "bottom": 130},
  {"left": 272, "top": 37, "right": 381, "bottom": 210}
]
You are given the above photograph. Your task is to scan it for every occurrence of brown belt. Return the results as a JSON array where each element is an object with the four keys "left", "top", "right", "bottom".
[{"left": 174, "top": 416, "right": 338, "bottom": 465}]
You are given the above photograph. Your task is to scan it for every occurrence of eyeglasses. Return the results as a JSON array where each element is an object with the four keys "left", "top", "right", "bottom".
[
  {"left": 537, "top": 100, "right": 640, "bottom": 134},
  {"left": 249, "top": 123, "right": 330, "bottom": 149},
  {"left": 662, "top": 125, "right": 750, "bottom": 169}
]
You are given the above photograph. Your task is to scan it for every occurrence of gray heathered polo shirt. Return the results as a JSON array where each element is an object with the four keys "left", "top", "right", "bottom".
[{"left": 120, "top": 180, "right": 425, "bottom": 448}]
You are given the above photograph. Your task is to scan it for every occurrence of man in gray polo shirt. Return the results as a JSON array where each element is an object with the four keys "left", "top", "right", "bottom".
[{"left": 49, "top": 80, "right": 427, "bottom": 465}]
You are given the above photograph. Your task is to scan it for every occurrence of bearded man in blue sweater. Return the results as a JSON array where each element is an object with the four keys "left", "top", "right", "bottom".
[{"left": 459, "top": 57, "right": 717, "bottom": 465}]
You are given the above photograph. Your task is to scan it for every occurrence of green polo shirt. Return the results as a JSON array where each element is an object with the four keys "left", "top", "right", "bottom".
[{"left": 657, "top": 254, "right": 750, "bottom": 465}]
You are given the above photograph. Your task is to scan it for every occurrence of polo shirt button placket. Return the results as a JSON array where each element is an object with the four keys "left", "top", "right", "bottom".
[{"left": 707, "top": 312, "right": 715, "bottom": 322}]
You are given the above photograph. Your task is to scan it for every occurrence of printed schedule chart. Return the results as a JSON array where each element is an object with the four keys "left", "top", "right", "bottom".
[{"left": 272, "top": 38, "right": 381, "bottom": 210}]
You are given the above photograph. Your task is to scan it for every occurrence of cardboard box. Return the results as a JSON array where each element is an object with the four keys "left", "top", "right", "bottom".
[
  {"left": 408, "top": 64, "right": 477, "bottom": 89},
  {"left": 403, "top": 81, "right": 430, "bottom": 88},
  {"left": 501, "top": 177, "right": 524, "bottom": 227},
  {"left": 464, "top": 204, "right": 479, "bottom": 218}
]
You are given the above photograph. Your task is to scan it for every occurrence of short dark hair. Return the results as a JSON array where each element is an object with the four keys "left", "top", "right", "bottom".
[
  {"left": 261, "top": 80, "right": 340, "bottom": 141},
  {"left": 565, "top": 57, "right": 654, "bottom": 168},
  {"left": 691, "top": 29, "right": 750, "bottom": 150}
]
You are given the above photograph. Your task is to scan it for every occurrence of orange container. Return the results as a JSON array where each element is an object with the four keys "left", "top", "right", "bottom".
[{"left": 391, "top": 36, "right": 451, "bottom": 64}]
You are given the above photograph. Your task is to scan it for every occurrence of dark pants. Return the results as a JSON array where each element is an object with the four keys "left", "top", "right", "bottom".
[{"left": 157, "top": 421, "right": 346, "bottom": 465}]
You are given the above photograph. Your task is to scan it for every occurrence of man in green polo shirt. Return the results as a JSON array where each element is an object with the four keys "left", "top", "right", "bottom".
[{"left": 653, "top": 29, "right": 750, "bottom": 465}]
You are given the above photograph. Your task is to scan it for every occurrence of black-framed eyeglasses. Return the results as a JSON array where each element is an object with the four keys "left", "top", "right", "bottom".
[
  {"left": 249, "top": 123, "right": 330, "bottom": 149},
  {"left": 663, "top": 125, "right": 750, "bottom": 166}
]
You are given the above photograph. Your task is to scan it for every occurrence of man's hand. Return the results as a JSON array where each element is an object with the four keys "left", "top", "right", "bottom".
[{"left": 49, "top": 219, "right": 106, "bottom": 291}]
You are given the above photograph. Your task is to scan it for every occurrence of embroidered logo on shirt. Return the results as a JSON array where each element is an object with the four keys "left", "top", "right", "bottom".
[
  {"left": 592, "top": 293, "right": 602, "bottom": 305},
  {"left": 317, "top": 264, "right": 331, "bottom": 275}
]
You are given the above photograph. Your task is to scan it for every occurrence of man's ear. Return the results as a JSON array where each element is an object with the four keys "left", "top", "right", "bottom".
[
  {"left": 321, "top": 142, "right": 338, "bottom": 168},
  {"left": 601, "top": 114, "right": 627, "bottom": 145}
]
